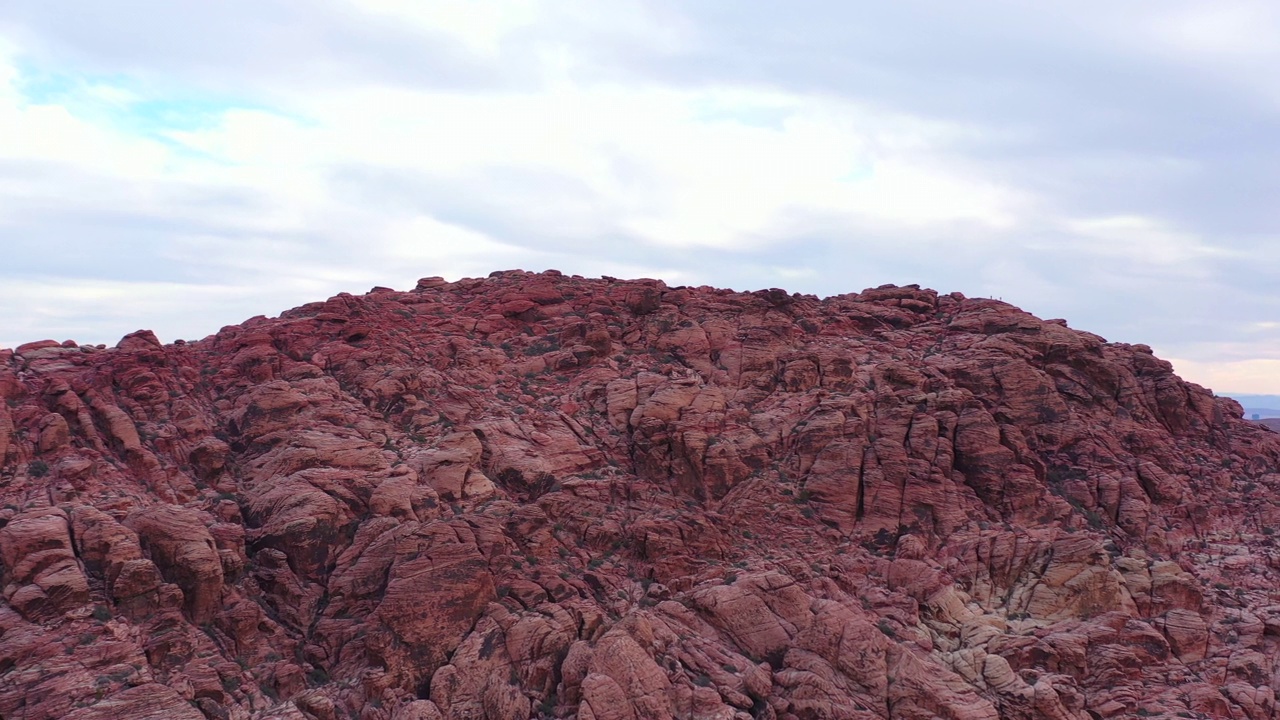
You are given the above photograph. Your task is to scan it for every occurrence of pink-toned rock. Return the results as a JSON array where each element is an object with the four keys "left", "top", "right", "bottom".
[
  {"left": 0, "top": 508, "right": 89, "bottom": 620},
  {"left": 126, "top": 505, "right": 224, "bottom": 622},
  {"left": 410, "top": 431, "right": 495, "bottom": 501},
  {"left": 70, "top": 505, "right": 142, "bottom": 593},
  {"left": 392, "top": 700, "right": 445, "bottom": 720},
  {"left": 86, "top": 391, "right": 143, "bottom": 453},
  {"left": 0, "top": 405, "right": 11, "bottom": 466},
  {"left": 579, "top": 673, "right": 639, "bottom": 720},
  {"left": 885, "top": 645, "right": 999, "bottom": 720},
  {"left": 1156, "top": 608, "right": 1209, "bottom": 662},
  {"left": 37, "top": 412, "right": 70, "bottom": 452},
  {"left": 111, "top": 558, "right": 167, "bottom": 605},
  {"left": 583, "top": 628, "right": 674, "bottom": 720},
  {"left": 62, "top": 683, "right": 205, "bottom": 720},
  {"left": 369, "top": 472, "right": 441, "bottom": 521},
  {"left": 366, "top": 520, "right": 497, "bottom": 694},
  {"left": 1022, "top": 535, "right": 1137, "bottom": 621},
  {"left": 244, "top": 471, "right": 352, "bottom": 580},
  {"left": 691, "top": 573, "right": 814, "bottom": 661},
  {"left": 0, "top": 272, "right": 1277, "bottom": 720}
]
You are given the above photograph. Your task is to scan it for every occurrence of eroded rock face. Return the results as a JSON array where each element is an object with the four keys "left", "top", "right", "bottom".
[
  {"left": 0, "top": 271, "right": 1277, "bottom": 719},
  {"left": 0, "top": 508, "right": 89, "bottom": 621}
]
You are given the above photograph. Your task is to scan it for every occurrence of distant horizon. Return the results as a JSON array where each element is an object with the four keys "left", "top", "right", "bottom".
[
  {"left": 1225, "top": 393, "right": 1280, "bottom": 413},
  {"left": 1223, "top": 394, "right": 1280, "bottom": 402}
]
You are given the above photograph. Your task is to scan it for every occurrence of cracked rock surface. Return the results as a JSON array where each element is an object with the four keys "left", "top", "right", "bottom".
[{"left": 1, "top": 270, "right": 1278, "bottom": 719}]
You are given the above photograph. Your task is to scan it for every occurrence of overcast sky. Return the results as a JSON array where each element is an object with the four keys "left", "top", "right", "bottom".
[{"left": 2, "top": 1, "right": 1278, "bottom": 395}]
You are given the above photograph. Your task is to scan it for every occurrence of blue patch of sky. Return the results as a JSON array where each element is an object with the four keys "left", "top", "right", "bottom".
[
  {"left": 688, "top": 95, "right": 794, "bottom": 131},
  {"left": 11, "top": 58, "right": 304, "bottom": 161},
  {"left": 839, "top": 165, "right": 875, "bottom": 182}
]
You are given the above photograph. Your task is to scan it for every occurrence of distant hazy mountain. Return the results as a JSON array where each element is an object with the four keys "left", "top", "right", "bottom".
[{"left": 1226, "top": 393, "right": 1280, "bottom": 419}]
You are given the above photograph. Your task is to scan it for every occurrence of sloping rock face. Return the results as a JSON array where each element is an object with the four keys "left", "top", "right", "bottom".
[{"left": 1, "top": 270, "right": 1278, "bottom": 720}]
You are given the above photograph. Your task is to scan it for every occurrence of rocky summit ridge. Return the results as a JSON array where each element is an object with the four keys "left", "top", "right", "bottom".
[{"left": 1, "top": 269, "right": 1279, "bottom": 720}]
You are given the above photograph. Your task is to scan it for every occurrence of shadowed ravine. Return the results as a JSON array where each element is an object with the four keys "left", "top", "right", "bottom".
[{"left": 1, "top": 270, "right": 1278, "bottom": 720}]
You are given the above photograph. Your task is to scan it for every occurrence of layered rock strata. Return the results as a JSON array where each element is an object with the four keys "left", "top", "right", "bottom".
[{"left": 0, "top": 270, "right": 1277, "bottom": 720}]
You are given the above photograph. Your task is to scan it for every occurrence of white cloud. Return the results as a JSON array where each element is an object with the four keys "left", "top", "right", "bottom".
[
  {"left": 1060, "top": 215, "right": 1228, "bottom": 271},
  {"left": 382, "top": 215, "right": 533, "bottom": 267},
  {"left": 0, "top": 78, "right": 169, "bottom": 180},
  {"left": 156, "top": 81, "right": 1022, "bottom": 254},
  {"left": 1147, "top": 3, "right": 1280, "bottom": 63},
  {"left": 1124, "top": 2, "right": 1280, "bottom": 109},
  {"left": 1165, "top": 357, "right": 1280, "bottom": 396},
  {"left": 3, "top": 28, "right": 1028, "bottom": 275},
  {"left": 0, "top": 277, "right": 269, "bottom": 349},
  {"left": 1, "top": 2, "right": 1279, "bottom": 394},
  {"left": 347, "top": 0, "right": 541, "bottom": 56}
]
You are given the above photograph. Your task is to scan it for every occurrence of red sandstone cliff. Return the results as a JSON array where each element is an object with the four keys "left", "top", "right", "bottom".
[{"left": 1, "top": 270, "right": 1278, "bottom": 720}]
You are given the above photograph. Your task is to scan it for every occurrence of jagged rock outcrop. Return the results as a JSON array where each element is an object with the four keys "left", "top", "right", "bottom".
[{"left": 0, "top": 270, "right": 1277, "bottom": 719}]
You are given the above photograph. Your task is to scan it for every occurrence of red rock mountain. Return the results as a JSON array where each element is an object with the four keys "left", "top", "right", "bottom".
[{"left": 2, "top": 270, "right": 1278, "bottom": 720}]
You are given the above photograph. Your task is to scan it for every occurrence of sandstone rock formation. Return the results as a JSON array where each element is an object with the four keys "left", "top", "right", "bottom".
[{"left": 1, "top": 270, "right": 1278, "bottom": 719}]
